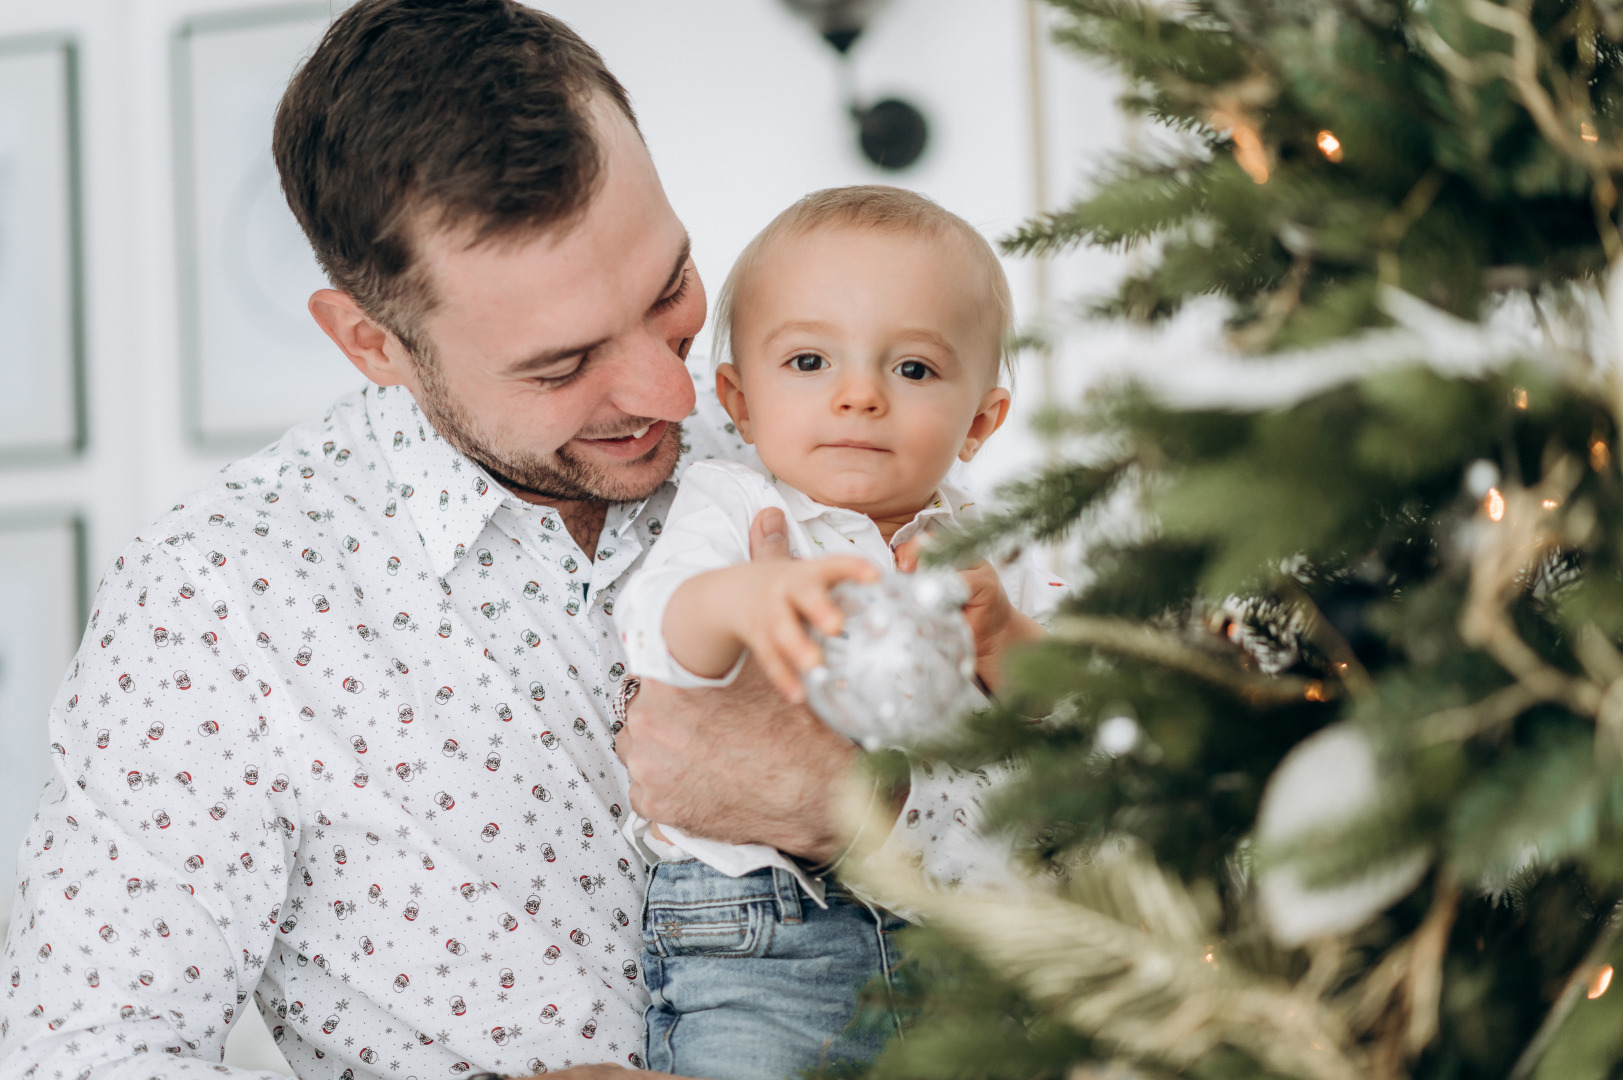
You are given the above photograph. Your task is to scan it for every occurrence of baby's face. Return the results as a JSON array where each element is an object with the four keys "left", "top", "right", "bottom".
[{"left": 718, "top": 226, "right": 1009, "bottom": 522}]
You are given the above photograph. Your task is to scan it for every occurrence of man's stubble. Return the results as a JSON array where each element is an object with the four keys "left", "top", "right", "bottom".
[{"left": 408, "top": 348, "right": 683, "bottom": 506}]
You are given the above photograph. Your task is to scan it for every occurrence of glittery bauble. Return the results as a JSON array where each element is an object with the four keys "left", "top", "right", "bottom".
[{"left": 803, "top": 570, "right": 981, "bottom": 749}]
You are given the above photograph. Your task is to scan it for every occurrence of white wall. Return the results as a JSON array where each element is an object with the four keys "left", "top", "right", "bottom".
[{"left": 0, "top": 0, "right": 1126, "bottom": 1069}]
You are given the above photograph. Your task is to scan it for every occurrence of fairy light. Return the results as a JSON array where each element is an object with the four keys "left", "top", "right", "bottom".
[
  {"left": 1316, "top": 130, "right": 1343, "bottom": 162},
  {"left": 1589, "top": 964, "right": 1614, "bottom": 999},
  {"left": 1542, "top": 498, "right": 1559, "bottom": 510},
  {"left": 1582, "top": 122, "right": 1600, "bottom": 143},
  {"left": 1212, "top": 105, "right": 1270, "bottom": 184},
  {"left": 1304, "top": 680, "right": 1327, "bottom": 702},
  {"left": 1486, "top": 488, "right": 1506, "bottom": 522},
  {"left": 1513, "top": 387, "right": 1529, "bottom": 410},
  {"left": 1592, "top": 437, "right": 1611, "bottom": 471}
]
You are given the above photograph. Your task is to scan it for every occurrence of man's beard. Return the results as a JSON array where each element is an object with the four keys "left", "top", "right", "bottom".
[{"left": 410, "top": 353, "right": 682, "bottom": 505}]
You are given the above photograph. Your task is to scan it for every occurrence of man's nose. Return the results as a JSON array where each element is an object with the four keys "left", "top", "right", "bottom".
[{"left": 610, "top": 331, "right": 697, "bottom": 422}]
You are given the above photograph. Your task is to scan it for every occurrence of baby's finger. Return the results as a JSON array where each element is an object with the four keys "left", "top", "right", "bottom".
[
  {"left": 893, "top": 536, "right": 926, "bottom": 574},
  {"left": 791, "top": 582, "right": 847, "bottom": 638},
  {"left": 959, "top": 559, "right": 997, "bottom": 598},
  {"left": 774, "top": 613, "right": 825, "bottom": 673},
  {"left": 815, "top": 557, "right": 880, "bottom": 585}
]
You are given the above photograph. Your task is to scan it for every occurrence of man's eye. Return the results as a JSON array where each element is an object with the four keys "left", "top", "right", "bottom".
[
  {"left": 536, "top": 361, "right": 584, "bottom": 387},
  {"left": 894, "top": 359, "right": 932, "bottom": 381},
  {"left": 790, "top": 353, "right": 826, "bottom": 372}
]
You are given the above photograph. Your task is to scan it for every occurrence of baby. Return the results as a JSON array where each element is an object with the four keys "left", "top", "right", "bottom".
[{"left": 615, "top": 186, "right": 1062, "bottom": 1080}]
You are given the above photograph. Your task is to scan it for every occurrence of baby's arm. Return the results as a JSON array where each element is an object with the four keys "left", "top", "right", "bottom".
[
  {"left": 617, "top": 460, "right": 877, "bottom": 701},
  {"left": 664, "top": 556, "right": 878, "bottom": 703}
]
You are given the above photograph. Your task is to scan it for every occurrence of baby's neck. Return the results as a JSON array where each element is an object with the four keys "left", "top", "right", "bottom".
[{"left": 870, "top": 511, "right": 921, "bottom": 546}]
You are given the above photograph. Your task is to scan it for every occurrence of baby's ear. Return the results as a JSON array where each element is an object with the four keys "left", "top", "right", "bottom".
[
  {"left": 959, "top": 386, "right": 1011, "bottom": 462},
  {"left": 715, "top": 363, "right": 754, "bottom": 444}
]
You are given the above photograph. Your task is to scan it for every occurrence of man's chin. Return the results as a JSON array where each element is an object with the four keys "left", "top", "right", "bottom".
[{"left": 562, "top": 421, "right": 683, "bottom": 503}]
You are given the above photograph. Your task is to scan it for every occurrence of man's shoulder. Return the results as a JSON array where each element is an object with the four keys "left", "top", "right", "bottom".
[{"left": 122, "top": 390, "right": 383, "bottom": 578}]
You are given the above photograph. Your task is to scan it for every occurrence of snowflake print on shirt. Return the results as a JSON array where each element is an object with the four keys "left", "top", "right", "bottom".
[{"left": 0, "top": 374, "right": 1010, "bottom": 1080}]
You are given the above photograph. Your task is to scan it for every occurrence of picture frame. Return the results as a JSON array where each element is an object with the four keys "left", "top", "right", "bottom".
[
  {"left": 0, "top": 36, "right": 86, "bottom": 464},
  {"left": 172, "top": 4, "right": 364, "bottom": 451}
]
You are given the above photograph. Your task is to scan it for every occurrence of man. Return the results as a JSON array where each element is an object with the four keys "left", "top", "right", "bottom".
[{"left": 0, "top": 4, "right": 997, "bottom": 1079}]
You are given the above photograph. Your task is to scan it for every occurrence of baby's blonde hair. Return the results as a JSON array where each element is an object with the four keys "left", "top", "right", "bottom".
[{"left": 712, "top": 185, "right": 1015, "bottom": 384}]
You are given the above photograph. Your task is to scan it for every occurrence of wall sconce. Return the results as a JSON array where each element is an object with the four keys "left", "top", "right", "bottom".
[{"left": 780, "top": 0, "right": 930, "bottom": 171}]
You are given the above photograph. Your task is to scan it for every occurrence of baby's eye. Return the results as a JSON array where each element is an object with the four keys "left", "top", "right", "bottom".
[
  {"left": 789, "top": 353, "right": 826, "bottom": 372},
  {"left": 894, "top": 359, "right": 933, "bottom": 381}
]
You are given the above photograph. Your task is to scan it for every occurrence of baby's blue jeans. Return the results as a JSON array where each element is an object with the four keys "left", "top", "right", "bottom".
[{"left": 640, "top": 858, "right": 907, "bottom": 1080}]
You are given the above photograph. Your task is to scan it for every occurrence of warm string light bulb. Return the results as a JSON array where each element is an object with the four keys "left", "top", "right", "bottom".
[
  {"left": 1589, "top": 964, "right": 1614, "bottom": 999},
  {"left": 1485, "top": 488, "right": 1506, "bottom": 522},
  {"left": 1592, "top": 437, "right": 1611, "bottom": 471},
  {"left": 1316, "top": 129, "right": 1343, "bottom": 162}
]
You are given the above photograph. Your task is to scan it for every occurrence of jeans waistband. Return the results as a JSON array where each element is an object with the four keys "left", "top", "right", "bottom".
[{"left": 647, "top": 860, "right": 837, "bottom": 924}]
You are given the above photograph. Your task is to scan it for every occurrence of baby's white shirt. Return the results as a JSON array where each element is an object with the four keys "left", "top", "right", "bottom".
[{"left": 613, "top": 457, "right": 1067, "bottom": 899}]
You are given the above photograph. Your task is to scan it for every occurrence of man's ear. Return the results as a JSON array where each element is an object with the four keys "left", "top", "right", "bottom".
[
  {"left": 959, "top": 386, "right": 1011, "bottom": 462},
  {"left": 308, "top": 289, "right": 416, "bottom": 387},
  {"left": 715, "top": 363, "right": 754, "bottom": 444}
]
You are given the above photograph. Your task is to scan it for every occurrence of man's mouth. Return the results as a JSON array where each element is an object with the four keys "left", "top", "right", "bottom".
[{"left": 576, "top": 419, "right": 668, "bottom": 458}]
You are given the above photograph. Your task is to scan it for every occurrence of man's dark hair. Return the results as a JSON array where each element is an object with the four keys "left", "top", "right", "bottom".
[{"left": 273, "top": 0, "right": 637, "bottom": 353}]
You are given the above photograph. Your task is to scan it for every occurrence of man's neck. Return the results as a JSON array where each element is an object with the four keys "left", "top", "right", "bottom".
[
  {"left": 475, "top": 464, "right": 610, "bottom": 560},
  {"left": 552, "top": 499, "right": 609, "bottom": 559}
]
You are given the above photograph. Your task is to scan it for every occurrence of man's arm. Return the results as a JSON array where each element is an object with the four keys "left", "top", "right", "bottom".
[
  {"left": 1, "top": 540, "right": 296, "bottom": 1080},
  {"left": 617, "top": 662, "right": 862, "bottom": 861}
]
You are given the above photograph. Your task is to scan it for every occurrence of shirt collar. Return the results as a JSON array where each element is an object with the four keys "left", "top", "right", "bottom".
[
  {"left": 769, "top": 470, "right": 979, "bottom": 548},
  {"left": 365, "top": 385, "right": 510, "bottom": 581}
]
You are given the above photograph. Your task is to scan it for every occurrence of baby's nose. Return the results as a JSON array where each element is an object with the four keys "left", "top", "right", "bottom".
[{"left": 833, "top": 373, "right": 885, "bottom": 412}]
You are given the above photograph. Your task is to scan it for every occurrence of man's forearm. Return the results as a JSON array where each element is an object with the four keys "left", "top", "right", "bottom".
[{"left": 619, "top": 666, "right": 862, "bottom": 861}]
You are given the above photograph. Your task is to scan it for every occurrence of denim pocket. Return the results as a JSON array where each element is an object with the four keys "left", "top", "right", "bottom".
[{"left": 644, "top": 898, "right": 774, "bottom": 959}]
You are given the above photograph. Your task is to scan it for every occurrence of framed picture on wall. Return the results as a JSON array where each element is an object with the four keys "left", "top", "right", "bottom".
[
  {"left": 0, "top": 511, "right": 85, "bottom": 934},
  {"left": 173, "top": 4, "right": 364, "bottom": 450},
  {"left": 0, "top": 37, "right": 86, "bottom": 463}
]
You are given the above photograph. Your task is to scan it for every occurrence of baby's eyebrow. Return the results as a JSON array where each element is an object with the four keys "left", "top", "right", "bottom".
[
  {"left": 762, "top": 319, "right": 840, "bottom": 344},
  {"left": 762, "top": 322, "right": 961, "bottom": 361},
  {"left": 891, "top": 327, "right": 959, "bottom": 359}
]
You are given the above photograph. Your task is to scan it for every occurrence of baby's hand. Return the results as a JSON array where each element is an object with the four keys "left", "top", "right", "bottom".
[
  {"left": 729, "top": 557, "right": 880, "bottom": 703},
  {"left": 894, "top": 540, "right": 1045, "bottom": 693}
]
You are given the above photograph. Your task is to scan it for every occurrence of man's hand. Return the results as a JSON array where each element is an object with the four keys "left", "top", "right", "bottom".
[
  {"left": 616, "top": 506, "right": 867, "bottom": 862},
  {"left": 528, "top": 1067, "right": 682, "bottom": 1080},
  {"left": 618, "top": 663, "right": 859, "bottom": 859}
]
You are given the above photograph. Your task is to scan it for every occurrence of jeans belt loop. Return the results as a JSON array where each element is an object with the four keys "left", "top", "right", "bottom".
[{"left": 770, "top": 866, "right": 803, "bottom": 925}]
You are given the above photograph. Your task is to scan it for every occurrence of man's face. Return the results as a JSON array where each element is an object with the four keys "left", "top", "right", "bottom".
[{"left": 401, "top": 96, "right": 704, "bottom": 504}]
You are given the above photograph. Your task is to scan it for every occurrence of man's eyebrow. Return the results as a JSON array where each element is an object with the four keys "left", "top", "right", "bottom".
[{"left": 501, "top": 234, "right": 692, "bottom": 377}]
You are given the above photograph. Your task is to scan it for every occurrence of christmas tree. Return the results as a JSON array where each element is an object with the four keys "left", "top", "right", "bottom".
[{"left": 843, "top": 0, "right": 1623, "bottom": 1077}]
